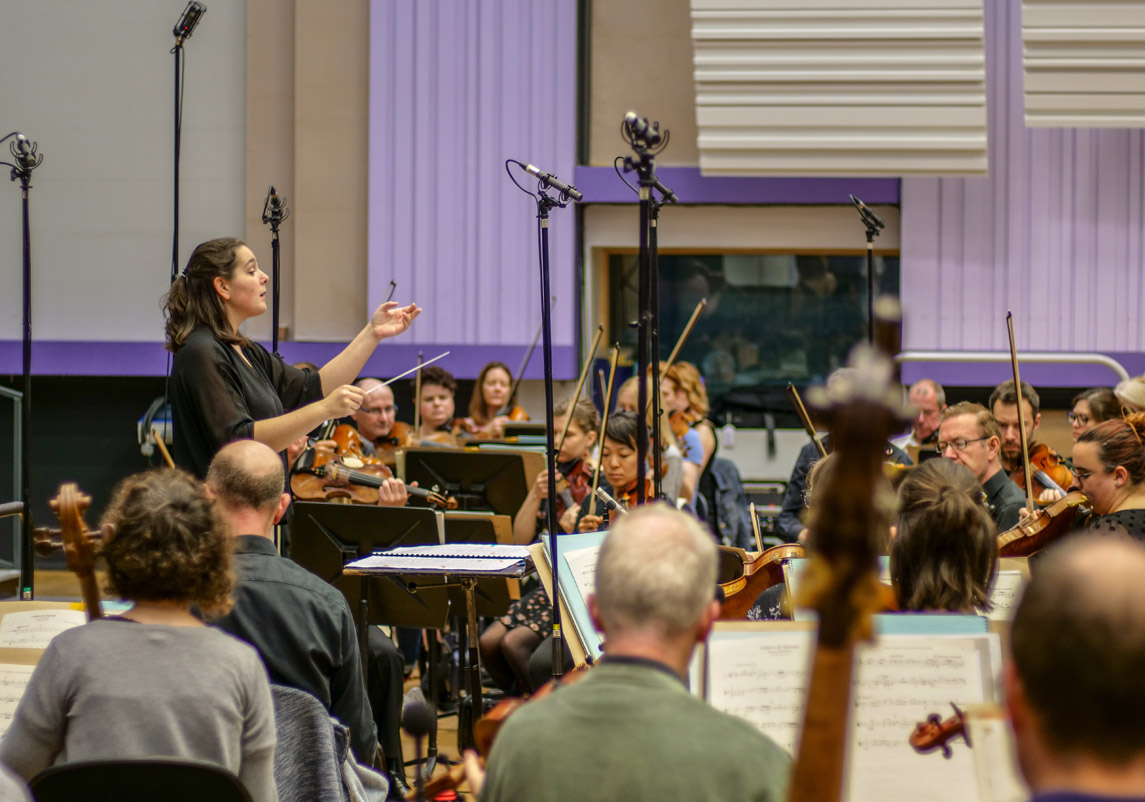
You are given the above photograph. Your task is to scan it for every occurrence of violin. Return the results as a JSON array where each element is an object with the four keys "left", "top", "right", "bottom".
[
  {"left": 452, "top": 406, "right": 528, "bottom": 439},
  {"left": 610, "top": 478, "right": 656, "bottom": 526},
  {"left": 34, "top": 484, "right": 104, "bottom": 620},
  {"left": 552, "top": 459, "right": 592, "bottom": 520},
  {"left": 718, "top": 543, "right": 806, "bottom": 619},
  {"left": 1010, "top": 442, "right": 1074, "bottom": 495},
  {"left": 997, "top": 490, "right": 1090, "bottom": 557},
  {"left": 372, "top": 420, "right": 413, "bottom": 467},
  {"left": 909, "top": 704, "right": 968, "bottom": 759}
]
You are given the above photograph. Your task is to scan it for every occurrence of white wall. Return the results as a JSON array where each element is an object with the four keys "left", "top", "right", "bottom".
[{"left": 0, "top": 0, "right": 246, "bottom": 342}]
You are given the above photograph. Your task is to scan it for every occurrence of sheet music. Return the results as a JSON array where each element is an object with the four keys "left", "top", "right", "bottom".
[
  {"left": 385, "top": 544, "right": 531, "bottom": 559},
  {"left": 0, "top": 664, "right": 34, "bottom": 737},
  {"left": 0, "top": 609, "right": 86, "bottom": 649},
  {"left": 982, "top": 571, "right": 1024, "bottom": 621},
  {"left": 563, "top": 546, "right": 600, "bottom": 603},
  {"left": 348, "top": 554, "right": 523, "bottom": 572},
  {"left": 965, "top": 705, "right": 1029, "bottom": 802},
  {"left": 706, "top": 630, "right": 995, "bottom": 802}
]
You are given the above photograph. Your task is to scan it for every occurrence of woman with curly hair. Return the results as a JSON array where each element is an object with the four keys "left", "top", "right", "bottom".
[{"left": 0, "top": 470, "right": 278, "bottom": 802}]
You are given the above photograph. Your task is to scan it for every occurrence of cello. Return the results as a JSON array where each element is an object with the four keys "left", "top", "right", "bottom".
[{"left": 33, "top": 484, "right": 104, "bottom": 620}]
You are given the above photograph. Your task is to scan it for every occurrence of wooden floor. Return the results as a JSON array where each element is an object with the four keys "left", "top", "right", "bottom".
[{"left": 29, "top": 570, "right": 472, "bottom": 797}]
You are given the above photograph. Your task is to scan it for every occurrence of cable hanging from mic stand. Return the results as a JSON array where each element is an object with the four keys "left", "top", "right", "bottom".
[
  {"left": 262, "top": 186, "right": 290, "bottom": 356},
  {"left": 1, "top": 131, "right": 44, "bottom": 601},
  {"left": 506, "top": 158, "right": 579, "bottom": 682},
  {"left": 617, "top": 112, "right": 676, "bottom": 504}
]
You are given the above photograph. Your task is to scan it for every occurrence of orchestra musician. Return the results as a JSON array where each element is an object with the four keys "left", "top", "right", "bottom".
[
  {"left": 1114, "top": 375, "right": 1145, "bottom": 415},
  {"left": 164, "top": 237, "right": 419, "bottom": 479},
  {"left": 413, "top": 365, "right": 459, "bottom": 442},
  {"left": 0, "top": 470, "right": 277, "bottom": 802},
  {"left": 891, "top": 378, "right": 946, "bottom": 450},
  {"left": 937, "top": 402, "right": 1026, "bottom": 531},
  {"left": 453, "top": 361, "right": 529, "bottom": 439},
  {"left": 890, "top": 458, "right": 997, "bottom": 613},
  {"left": 989, "top": 380, "right": 1074, "bottom": 501},
  {"left": 575, "top": 411, "right": 661, "bottom": 533},
  {"left": 658, "top": 362, "right": 711, "bottom": 506},
  {"left": 615, "top": 375, "right": 685, "bottom": 504},
  {"left": 481, "top": 398, "right": 598, "bottom": 694},
  {"left": 348, "top": 378, "right": 408, "bottom": 463},
  {"left": 1070, "top": 387, "right": 1120, "bottom": 443},
  {"left": 1007, "top": 536, "right": 1145, "bottom": 801},
  {"left": 469, "top": 505, "right": 791, "bottom": 802},
  {"left": 1071, "top": 414, "right": 1145, "bottom": 540},
  {"left": 775, "top": 368, "right": 912, "bottom": 543}
]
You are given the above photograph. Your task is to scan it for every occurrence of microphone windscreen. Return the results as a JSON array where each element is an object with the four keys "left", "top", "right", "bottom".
[{"left": 402, "top": 699, "right": 437, "bottom": 739}]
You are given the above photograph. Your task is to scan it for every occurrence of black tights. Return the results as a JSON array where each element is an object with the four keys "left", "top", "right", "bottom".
[{"left": 479, "top": 621, "right": 543, "bottom": 693}]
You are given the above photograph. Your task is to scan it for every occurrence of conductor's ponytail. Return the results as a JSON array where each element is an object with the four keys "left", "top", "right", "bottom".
[{"left": 162, "top": 237, "right": 249, "bottom": 352}]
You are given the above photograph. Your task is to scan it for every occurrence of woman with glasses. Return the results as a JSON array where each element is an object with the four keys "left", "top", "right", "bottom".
[
  {"left": 1072, "top": 414, "right": 1145, "bottom": 540},
  {"left": 1069, "top": 388, "right": 1119, "bottom": 443}
]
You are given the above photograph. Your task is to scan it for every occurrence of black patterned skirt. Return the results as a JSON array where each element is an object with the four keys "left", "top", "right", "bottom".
[{"left": 498, "top": 585, "right": 553, "bottom": 633}]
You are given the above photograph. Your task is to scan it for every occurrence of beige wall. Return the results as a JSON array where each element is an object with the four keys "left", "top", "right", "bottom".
[
  {"left": 589, "top": 0, "right": 700, "bottom": 166},
  {"left": 246, "top": 0, "right": 368, "bottom": 343}
]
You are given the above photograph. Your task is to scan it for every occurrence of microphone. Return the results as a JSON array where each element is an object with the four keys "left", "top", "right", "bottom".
[
  {"left": 623, "top": 111, "right": 662, "bottom": 147},
  {"left": 262, "top": 185, "right": 289, "bottom": 226},
  {"left": 523, "top": 163, "right": 583, "bottom": 202},
  {"left": 594, "top": 487, "right": 627, "bottom": 516},
  {"left": 402, "top": 697, "right": 436, "bottom": 802},
  {"left": 173, "top": 1, "right": 207, "bottom": 43},
  {"left": 850, "top": 194, "right": 885, "bottom": 230}
]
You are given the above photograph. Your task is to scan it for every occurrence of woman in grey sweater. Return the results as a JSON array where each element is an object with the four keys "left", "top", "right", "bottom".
[{"left": 0, "top": 469, "right": 278, "bottom": 802}]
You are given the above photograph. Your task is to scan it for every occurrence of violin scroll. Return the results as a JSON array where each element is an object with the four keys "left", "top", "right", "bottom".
[{"left": 909, "top": 703, "right": 969, "bottom": 759}]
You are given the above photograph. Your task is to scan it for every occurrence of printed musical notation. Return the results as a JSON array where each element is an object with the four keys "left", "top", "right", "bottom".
[
  {"left": 705, "top": 629, "right": 997, "bottom": 802},
  {"left": 0, "top": 664, "right": 34, "bottom": 738},
  {"left": 0, "top": 609, "right": 86, "bottom": 649},
  {"left": 981, "top": 571, "right": 1025, "bottom": 621}
]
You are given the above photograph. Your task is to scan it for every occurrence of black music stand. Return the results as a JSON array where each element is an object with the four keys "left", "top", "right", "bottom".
[
  {"left": 502, "top": 422, "right": 547, "bottom": 438},
  {"left": 398, "top": 448, "right": 542, "bottom": 515}
]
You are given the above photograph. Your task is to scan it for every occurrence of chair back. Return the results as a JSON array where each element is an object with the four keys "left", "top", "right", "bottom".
[
  {"left": 271, "top": 684, "right": 351, "bottom": 802},
  {"left": 30, "top": 759, "right": 252, "bottom": 802}
]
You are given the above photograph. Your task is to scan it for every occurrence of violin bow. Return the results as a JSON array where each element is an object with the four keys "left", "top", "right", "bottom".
[
  {"left": 1007, "top": 312, "right": 1037, "bottom": 513},
  {"left": 643, "top": 297, "right": 707, "bottom": 418},
  {"left": 787, "top": 382, "right": 828, "bottom": 459},
  {"left": 556, "top": 325, "right": 604, "bottom": 456},
  {"left": 749, "top": 502, "right": 763, "bottom": 553},
  {"left": 497, "top": 297, "right": 556, "bottom": 417},
  {"left": 151, "top": 427, "right": 175, "bottom": 469},
  {"left": 413, "top": 351, "right": 424, "bottom": 437},
  {"left": 589, "top": 345, "right": 621, "bottom": 508}
]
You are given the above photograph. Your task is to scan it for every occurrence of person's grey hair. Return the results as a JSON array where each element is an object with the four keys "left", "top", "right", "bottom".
[
  {"left": 911, "top": 378, "right": 946, "bottom": 406},
  {"left": 593, "top": 503, "right": 717, "bottom": 635}
]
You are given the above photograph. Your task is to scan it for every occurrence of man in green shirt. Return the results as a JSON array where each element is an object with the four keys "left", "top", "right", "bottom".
[{"left": 473, "top": 504, "right": 790, "bottom": 802}]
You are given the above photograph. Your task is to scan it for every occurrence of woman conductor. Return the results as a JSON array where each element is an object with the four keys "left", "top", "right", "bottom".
[{"left": 164, "top": 237, "right": 420, "bottom": 477}]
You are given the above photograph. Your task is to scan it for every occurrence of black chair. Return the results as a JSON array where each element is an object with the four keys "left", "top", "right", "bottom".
[{"left": 30, "top": 759, "right": 252, "bottom": 802}]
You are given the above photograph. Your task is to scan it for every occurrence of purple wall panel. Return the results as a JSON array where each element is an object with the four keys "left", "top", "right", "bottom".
[
  {"left": 368, "top": 0, "right": 578, "bottom": 375},
  {"left": 902, "top": 0, "right": 1145, "bottom": 356}
]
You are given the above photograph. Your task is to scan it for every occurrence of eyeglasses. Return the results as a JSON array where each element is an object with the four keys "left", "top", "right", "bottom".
[
  {"left": 1067, "top": 412, "right": 1090, "bottom": 425},
  {"left": 360, "top": 404, "right": 397, "bottom": 417},
  {"left": 1074, "top": 466, "right": 1112, "bottom": 481},
  {"left": 935, "top": 437, "right": 987, "bottom": 454}
]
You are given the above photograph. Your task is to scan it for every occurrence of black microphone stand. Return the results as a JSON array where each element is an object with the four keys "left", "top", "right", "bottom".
[
  {"left": 620, "top": 115, "right": 671, "bottom": 503},
  {"left": 615, "top": 154, "right": 677, "bottom": 502},
  {"left": 1, "top": 132, "right": 44, "bottom": 600},
  {"left": 506, "top": 160, "right": 577, "bottom": 680},
  {"left": 170, "top": 2, "right": 207, "bottom": 283},
  {"left": 261, "top": 186, "right": 290, "bottom": 356},
  {"left": 850, "top": 194, "right": 885, "bottom": 345}
]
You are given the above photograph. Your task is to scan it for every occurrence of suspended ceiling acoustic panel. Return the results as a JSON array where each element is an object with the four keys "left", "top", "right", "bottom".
[
  {"left": 1022, "top": 0, "right": 1145, "bottom": 127},
  {"left": 689, "top": 0, "right": 988, "bottom": 175}
]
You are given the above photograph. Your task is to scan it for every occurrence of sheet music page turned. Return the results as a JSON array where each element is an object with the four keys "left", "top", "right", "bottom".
[
  {"left": 705, "top": 627, "right": 997, "bottom": 802},
  {"left": 0, "top": 609, "right": 86, "bottom": 649},
  {"left": 0, "top": 664, "right": 34, "bottom": 737},
  {"left": 562, "top": 546, "right": 599, "bottom": 602}
]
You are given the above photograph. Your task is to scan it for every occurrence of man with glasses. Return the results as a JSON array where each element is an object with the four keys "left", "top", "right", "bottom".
[
  {"left": 937, "top": 402, "right": 1026, "bottom": 530},
  {"left": 351, "top": 377, "right": 401, "bottom": 455}
]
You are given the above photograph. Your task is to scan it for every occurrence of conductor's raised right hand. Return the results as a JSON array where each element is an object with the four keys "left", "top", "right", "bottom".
[{"left": 323, "top": 384, "right": 367, "bottom": 419}]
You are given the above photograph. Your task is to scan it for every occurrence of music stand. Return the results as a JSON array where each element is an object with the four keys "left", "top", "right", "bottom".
[
  {"left": 398, "top": 448, "right": 543, "bottom": 515},
  {"left": 502, "top": 422, "right": 547, "bottom": 438}
]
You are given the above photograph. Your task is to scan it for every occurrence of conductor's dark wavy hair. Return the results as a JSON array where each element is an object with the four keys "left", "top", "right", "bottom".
[
  {"left": 163, "top": 237, "right": 250, "bottom": 352},
  {"left": 100, "top": 468, "right": 234, "bottom": 617},
  {"left": 891, "top": 458, "right": 998, "bottom": 613}
]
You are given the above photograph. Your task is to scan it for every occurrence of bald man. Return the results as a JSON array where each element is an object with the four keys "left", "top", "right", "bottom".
[
  {"left": 351, "top": 378, "right": 401, "bottom": 455},
  {"left": 475, "top": 504, "right": 790, "bottom": 802},
  {"left": 1007, "top": 536, "right": 1145, "bottom": 801},
  {"left": 207, "top": 440, "right": 407, "bottom": 792}
]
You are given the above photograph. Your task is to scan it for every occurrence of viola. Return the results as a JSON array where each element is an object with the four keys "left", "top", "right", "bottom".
[
  {"left": 997, "top": 490, "right": 1090, "bottom": 557},
  {"left": 33, "top": 484, "right": 104, "bottom": 620},
  {"left": 909, "top": 704, "right": 968, "bottom": 759}
]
